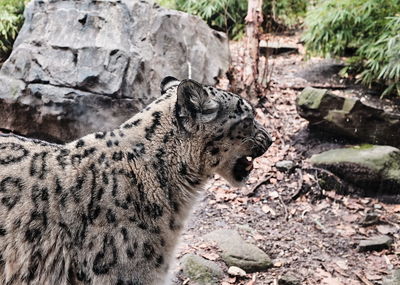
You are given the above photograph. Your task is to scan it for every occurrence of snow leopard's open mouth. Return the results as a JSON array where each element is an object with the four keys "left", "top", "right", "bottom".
[
  {"left": 231, "top": 128, "right": 273, "bottom": 183},
  {"left": 232, "top": 155, "right": 256, "bottom": 182},
  {"left": 232, "top": 138, "right": 272, "bottom": 182}
]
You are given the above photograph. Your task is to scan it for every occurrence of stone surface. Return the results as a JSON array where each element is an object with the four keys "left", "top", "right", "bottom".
[
  {"left": 296, "top": 59, "right": 345, "bottom": 85},
  {"left": 376, "top": 225, "right": 397, "bottom": 235},
  {"left": 227, "top": 266, "right": 247, "bottom": 277},
  {"left": 0, "top": 0, "right": 229, "bottom": 142},
  {"left": 358, "top": 235, "right": 393, "bottom": 252},
  {"left": 203, "top": 229, "right": 272, "bottom": 273},
  {"left": 259, "top": 40, "right": 298, "bottom": 55},
  {"left": 278, "top": 273, "right": 302, "bottom": 285},
  {"left": 359, "top": 212, "right": 381, "bottom": 227},
  {"left": 275, "top": 160, "right": 295, "bottom": 172},
  {"left": 383, "top": 269, "right": 400, "bottom": 285},
  {"left": 297, "top": 87, "right": 400, "bottom": 147},
  {"left": 310, "top": 145, "right": 400, "bottom": 195},
  {"left": 181, "top": 254, "right": 223, "bottom": 285}
]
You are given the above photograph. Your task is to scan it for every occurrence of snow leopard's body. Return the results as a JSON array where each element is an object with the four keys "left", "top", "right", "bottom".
[{"left": 0, "top": 77, "right": 271, "bottom": 284}]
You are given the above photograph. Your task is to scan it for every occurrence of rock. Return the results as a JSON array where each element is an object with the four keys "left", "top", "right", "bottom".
[
  {"left": 278, "top": 273, "right": 302, "bottom": 285},
  {"left": 203, "top": 229, "right": 272, "bottom": 273},
  {"left": 275, "top": 160, "right": 295, "bottom": 172},
  {"left": 358, "top": 235, "right": 393, "bottom": 252},
  {"left": 376, "top": 225, "right": 397, "bottom": 235},
  {"left": 383, "top": 269, "right": 400, "bottom": 285},
  {"left": 259, "top": 40, "right": 298, "bottom": 55},
  {"left": 0, "top": 0, "right": 229, "bottom": 142},
  {"left": 312, "top": 167, "right": 348, "bottom": 195},
  {"left": 297, "top": 87, "right": 400, "bottom": 147},
  {"left": 296, "top": 59, "right": 345, "bottom": 85},
  {"left": 359, "top": 212, "right": 381, "bottom": 227},
  {"left": 227, "top": 266, "right": 247, "bottom": 277},
  {"left": 310, "top": 145, "right": 400, "bottom": 196},
  {"left": 180, "top": 254, "right": 224, "bottom": 285}
]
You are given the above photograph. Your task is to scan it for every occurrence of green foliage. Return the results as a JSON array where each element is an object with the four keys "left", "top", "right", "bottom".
[
  {"left": 156, "top": 0, "right": 176, "bottom": 10},
  {"left": 156, "top": 0, "right": 308, "bottom": 39},
  {"left": 174, "top": 0, "right": 247, "bottom": 39},
  {"left": 303, "top": 0, "right": 400, "bottom": 96},
  {"left": 270, "top": 0, "right": 308, "bottom": 29},
  {"left": 0, "top": 0, "right": 26, "bottom": 61}
]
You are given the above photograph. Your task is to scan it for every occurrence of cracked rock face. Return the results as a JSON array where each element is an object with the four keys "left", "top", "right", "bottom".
[
  {"left": 0, "top": 0, "right": 229, "bottom": 142},
  {"left": 296, "top": 87, "right": 400, "bottom": 147}
]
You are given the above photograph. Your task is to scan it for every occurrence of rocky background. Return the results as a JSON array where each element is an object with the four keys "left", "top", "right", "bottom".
[{"left": 0, "top": 0, "right": 229, "bottom": 142}]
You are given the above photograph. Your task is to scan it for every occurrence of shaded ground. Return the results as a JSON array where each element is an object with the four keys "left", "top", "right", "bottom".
[{"left": 174, "top": 34, "right": 400, "bottom": 285}]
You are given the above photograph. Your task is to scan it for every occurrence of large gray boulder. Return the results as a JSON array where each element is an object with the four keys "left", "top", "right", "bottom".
[
  {"left": 0, "top": 0, "right": 229, "bottom": 142},
  {"left": 297, "top": 87, "right": 400, "bottom": 147},
  {"left": 310, "top": 145, "right": 400, "bottom": 195}
]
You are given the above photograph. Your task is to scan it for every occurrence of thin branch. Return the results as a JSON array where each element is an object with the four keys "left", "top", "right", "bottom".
[
  {"left": 245, "top": 173, "right": 273, "bottom": 196},
  {"left": 277, "top": 190, "right": 289, "bottom": 221},
  {"left": 290, "top": 168, "right": 304, "bottom": 201},
  {"left": 355, "top": 272, "right": 374, "bottom": 285}
]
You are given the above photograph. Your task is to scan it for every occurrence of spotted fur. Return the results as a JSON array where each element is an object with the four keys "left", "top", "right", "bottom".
[{"left": 0, "top": 78, "right": 272, "bottom": 285}]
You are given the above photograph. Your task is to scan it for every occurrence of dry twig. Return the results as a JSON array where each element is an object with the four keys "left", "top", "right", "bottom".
[
  {"left": 245, "top": 174, "right": 273, "bottom": 196},
  {"left": 355, "top": 272, "right": 374, "bottom": 285},
  {"left": 277, "top": 190, "right": 289, "bottom": 221},
  {"left": 290, "top": 168, "right": 304, "bottom": 201}
]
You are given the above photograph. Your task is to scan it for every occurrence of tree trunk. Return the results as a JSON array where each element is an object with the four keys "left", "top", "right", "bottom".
[{"left": 243, "top": 0, "right": 263, "bottom": 100}]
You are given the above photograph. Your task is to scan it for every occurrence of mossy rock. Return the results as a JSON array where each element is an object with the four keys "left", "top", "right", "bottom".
[
  {"left": 181, "top": 254, "right": 223, "bottom": 285},
  {"left": 297, "top": 87, "right": 400, "bottom": 147},
  {"left": 203, "top": 229, "right": 272, "bottom": 273},
  {"left": 310, "top": 145, "right": 400, "bottom": 195},
  {"left": 296, "top": 87, "right": 326, "bottom": 110}
]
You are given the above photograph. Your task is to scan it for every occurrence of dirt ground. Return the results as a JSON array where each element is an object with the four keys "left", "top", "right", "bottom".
[{"left": 174, "top": 34, "right": 400, "bottom": 285}]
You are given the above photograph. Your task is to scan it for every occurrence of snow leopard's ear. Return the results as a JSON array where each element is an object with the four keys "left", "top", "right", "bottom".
[
  {"left": 160, "top": 76, "right": 180, "bottom": 94},
  {"left": 176, "top": 79, "right": 220, "bottom": 124}
]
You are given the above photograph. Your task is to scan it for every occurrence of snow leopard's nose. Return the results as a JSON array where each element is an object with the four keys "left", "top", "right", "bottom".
[
  {"left": 252, "top": 122, "right": 273, "bottom": 157},
  {"left": 256, "top": 122, "right": 272, "bottom": 146}
]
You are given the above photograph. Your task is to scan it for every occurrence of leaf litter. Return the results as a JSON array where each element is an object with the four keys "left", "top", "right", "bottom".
[{"left": 173, "top": 33, "right": 400, "bottom": 285}]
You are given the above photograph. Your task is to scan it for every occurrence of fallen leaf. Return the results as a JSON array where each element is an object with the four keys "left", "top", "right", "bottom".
[
  {"left": 365, "top": 272, "right": 382, "bottom": 281},
  {"left": 336, "top": 225, "right": 357, "bottom": 237},
  {"left": 269, "top": 178, "right": 278, "bottom": 184},
  {"left": 253, "top": 233, "right": 264, "bottom": 240},
  {"left": 216, "top": 204, "right": 229, "bottom": 210},
  {"left": 315, "top": 268, "right": 331, "bottom": 279},
  {"left": 235, "top": 197, "right": 249, "bottom": 204},
  {"left": 262, "top": 205, "right": 276, "bottom": 216},
  {"left": 215, "top": 192, "right": 237, "bottom": 202},
  {"left": 344, "top": 200, "right": 364, "bottom": 211},
  {"left": 201, "top": 252, "right": 219, "bottom": 261},
  {"left": 269, "top": 191, "right": 279, "bottom": 199},
  {"left": 335, "top": 259, "right": 348, "bottom": 270},
  {"left": 322, "top": 277, "right": 344, "bottom": 285},
  {"left": 342, "top": 214, "right": 359, "bottom": 223}
]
